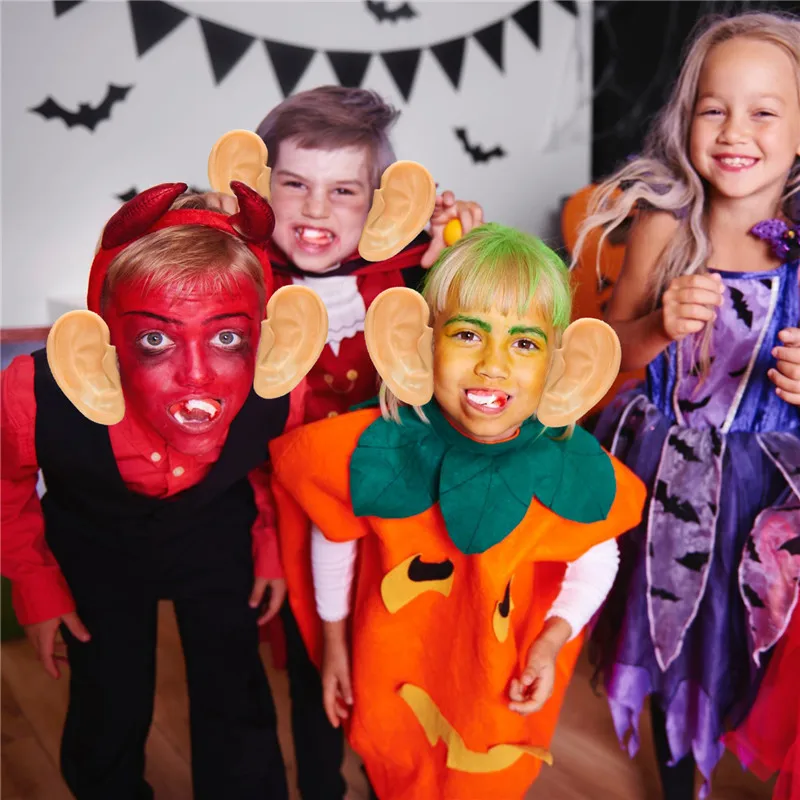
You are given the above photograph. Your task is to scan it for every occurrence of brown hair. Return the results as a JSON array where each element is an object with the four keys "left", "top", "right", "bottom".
[
  {"left": 255, "top": 86, "right": 399, "bottom": 187},
  {"left": 102, "top": 194, "right": 266, "bottom": 312}
]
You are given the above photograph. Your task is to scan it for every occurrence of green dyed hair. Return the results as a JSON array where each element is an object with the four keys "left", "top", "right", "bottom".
[
  {"left": 379, "top": 223, "right": 574, "bottom": 425},
  {"left": 421, "top": 222, "right": 572, "bottom": 330}
]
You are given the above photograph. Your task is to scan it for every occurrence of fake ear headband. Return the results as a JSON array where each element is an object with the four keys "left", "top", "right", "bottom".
[
  {"left": 208, "top": 129, "right": 437, "bottom": 262},
  {"left": 86, "top": 180, "right": 275, "bottom": 315}
]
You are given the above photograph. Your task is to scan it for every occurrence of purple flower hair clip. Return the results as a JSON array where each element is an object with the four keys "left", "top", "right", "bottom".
[{"left": 750, "top": 218, "right": 800, "bottom": 262}]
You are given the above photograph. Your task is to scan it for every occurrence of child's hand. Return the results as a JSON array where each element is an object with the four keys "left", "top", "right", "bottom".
[
  {"left": 661, "top": 273, "right": 724, "bottom": 341},
  {"left": 421, "top": 191, "right": 484, "bottom": 268},
  {"left": 24, "top": 612, "right": 90, "bottom": 679},
  {"left": 249, "top": 577, "right": 286, "bottom": 625},
  {"left": 770, "top": 327, "right": 800, "bottom": 405},
  {"left": 321, "top": 622, "right": 353, "bottom": 728},
  {"left": 508, "top": 637, "right": 558, "bottom": 715}
]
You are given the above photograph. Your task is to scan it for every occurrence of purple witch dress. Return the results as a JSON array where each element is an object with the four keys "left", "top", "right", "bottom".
[{"left": 590, "top": 256, "right": 800, "bottom": 797}]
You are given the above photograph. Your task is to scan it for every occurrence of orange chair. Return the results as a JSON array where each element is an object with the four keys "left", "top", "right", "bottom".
[{"left": 561, "top": 185, "right": 645, "bottom": 411}]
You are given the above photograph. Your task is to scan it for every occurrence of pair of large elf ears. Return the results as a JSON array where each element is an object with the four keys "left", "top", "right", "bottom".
[
  {"left": 47, "top": 286, "right": 328, "bottom": 425},
  {"left": 364, "top": 288, "right": 622, "bottom": 427},
  {"left": 208, "top": 130, "right": 437, "bottom": 261}
]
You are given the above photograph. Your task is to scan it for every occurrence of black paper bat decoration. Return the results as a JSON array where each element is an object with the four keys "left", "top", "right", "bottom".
[
  {"left": 364, "top": 1, "right": 417, "bottom": 22},
  {"left": 655, "top": 480, "right": 701, "bottom": 523},
  {"left": 728, "top": 286, "right": 753, "bottom": 328},
  {"left": 116, "top": 185, "right": 204, "bottom": 203},
  {"left": 454, "top": 128, "right": 507, "bottom": 164},
  {"left": 668, "top": 434, "right": 700, "bottom": 462},
  {"left": 30, "top": 84, "right": 132, "bottom": 132}
]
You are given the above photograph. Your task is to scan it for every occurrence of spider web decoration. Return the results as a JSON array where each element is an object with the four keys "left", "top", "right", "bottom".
[{"left": 591, "top": 0, "right": 800, "bottom": 180}]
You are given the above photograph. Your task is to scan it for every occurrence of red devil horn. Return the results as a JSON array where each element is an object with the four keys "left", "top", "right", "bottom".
[
  {"left": 102, "top": 183, "right": 188, "bottom": 250},
  {"left": 229, "top": 181, "right": 275, "bottom": 243}
]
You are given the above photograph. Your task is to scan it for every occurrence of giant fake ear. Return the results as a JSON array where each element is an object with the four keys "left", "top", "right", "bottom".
[
  {"left": 46, "top": 310, "right": 125, "bottom": 425},
  {"left": 208, "top": 130, "right": 272, "bottom": 200},
  {"left": 537, "top": 318, "right": 621, "bottom": 427},
  {"left": 364, "top": 287, "right": 433, "bottom": 406},
  {"left": 254, "top": 286, "right": 328, "bottom": 398},
  {"left": 359, "top": 162, "right": 436, "bottom": 262}
]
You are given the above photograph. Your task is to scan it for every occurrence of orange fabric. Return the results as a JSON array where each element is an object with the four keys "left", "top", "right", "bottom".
[
  {"left": 271, "top": 410, "right": 646, "bottom": 800},
  {"left": 561, "top": 185, "right": 645, "bottom": 409}
]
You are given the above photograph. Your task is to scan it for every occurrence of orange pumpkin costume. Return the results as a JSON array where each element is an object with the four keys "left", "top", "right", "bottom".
[{"left": 270, "top": 407, "right": 646, "bottom": 800}]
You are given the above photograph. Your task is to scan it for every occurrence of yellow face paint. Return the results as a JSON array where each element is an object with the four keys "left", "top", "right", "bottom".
[
  {"left": 398, "top": 684, "right": 553, "bottom": 772},
  {"left": 381, "top": 553, "right": 454, "bottom": 614}
]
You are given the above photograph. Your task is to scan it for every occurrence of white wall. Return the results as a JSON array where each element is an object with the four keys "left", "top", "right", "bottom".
[{"left": 1, "top": 0, "right": 592, "bottom": 327}]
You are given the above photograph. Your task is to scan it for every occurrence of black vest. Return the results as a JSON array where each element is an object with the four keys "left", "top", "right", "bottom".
[{"left": 32, "top": 349, "right": 289, "bottom": 594}]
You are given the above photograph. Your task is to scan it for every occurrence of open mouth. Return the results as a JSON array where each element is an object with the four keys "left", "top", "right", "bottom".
[
  {"left": 464, "top": 389, "right": 511, "bottom": 414},
  {"left": 714, "top": 155, "right": 758, "bottom": 171},
  {"left": 294, "top": 225, "right": 336, "bottom": 251},
  {"left": 168, "top": 398, "right": 222, "bottom": 428}
]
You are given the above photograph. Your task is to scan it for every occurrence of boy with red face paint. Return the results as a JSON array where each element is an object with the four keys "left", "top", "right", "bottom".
[
  {"left": 244, "top": 86, "right": 483, "bottom": 799},
  {"left": 0, "top": 185, "right": 325, "bottom": 800}
]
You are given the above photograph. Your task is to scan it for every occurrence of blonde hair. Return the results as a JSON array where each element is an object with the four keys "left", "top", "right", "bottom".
[
  {"left": 102, "top": 194, "right": 266, "bottom": 312},
  {"left": 380, "top": 223, "right": 573, "bottom": 435},
  {"left": 573, "top": 11, "right": 800, "bottom": 305}
]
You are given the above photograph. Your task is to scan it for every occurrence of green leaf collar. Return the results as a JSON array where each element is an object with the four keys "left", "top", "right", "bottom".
[{"left": 350, "top": 402, "right": 616, "bottom": 554}]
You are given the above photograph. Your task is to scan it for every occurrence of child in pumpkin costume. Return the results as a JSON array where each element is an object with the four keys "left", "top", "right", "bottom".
[{"left": 270, "top": 225, "right": 646, "bottom": 799}]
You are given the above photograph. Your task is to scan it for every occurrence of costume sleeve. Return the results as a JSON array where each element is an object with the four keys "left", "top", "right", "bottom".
[
  {"left": 544, "top": 538, "right": 619, "bottom": 640},
  {"left": 311, "top": 525, "right": 356, "bottom": 622},
  {"left": 1, "top": 356, "right": 75, "bottom": 625},
  {"left": 534, "top": 456, "right": 646, "bottom": 562},
  {"left": 284, "top": 379, "right": 309, "bottom": 432},
  {"left": 247, "top": 466, "right": 283, "bottom": 581}
]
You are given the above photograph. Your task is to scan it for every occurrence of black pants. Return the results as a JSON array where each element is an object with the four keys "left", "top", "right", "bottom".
[
  {"left": 281, "top": 602, "right": 348, "bottom": 800},
  {"left": 281, "top": 604, "right": 380, "bottom": 800},
  {"left": 57, "top": 529, "right": 288, "bottom": 800},
  {"left": 651, "top": 699, "right": 697, "bottom": 800}
]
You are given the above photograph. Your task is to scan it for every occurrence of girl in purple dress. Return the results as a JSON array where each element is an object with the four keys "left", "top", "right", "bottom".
[{"left": 572, "top": 12, "right": 800, "bottom": 799}]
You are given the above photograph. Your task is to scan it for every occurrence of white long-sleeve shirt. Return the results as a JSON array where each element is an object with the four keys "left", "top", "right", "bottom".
[{"left": 310, "top": 525, "right": 619, "bottom": 641}]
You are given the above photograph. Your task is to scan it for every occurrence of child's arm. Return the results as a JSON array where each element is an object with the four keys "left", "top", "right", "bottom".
[
  {"left": 606, "top": 211, "right": 724, "bottom": 371},
  {"left": 311, "top": 527, "right": 356, "bottom": 727},
  {"left": 247, "top": 470, "right": 286, "bottom": 624},
  {"left": 509, "top": 538, "right": 619, "bottom": 715},
  {"left": 1, "top": 357, "right": 90, "bottom": 678},
  {"left": 246, "top": 381, "right": 309, "bottom": 624}
]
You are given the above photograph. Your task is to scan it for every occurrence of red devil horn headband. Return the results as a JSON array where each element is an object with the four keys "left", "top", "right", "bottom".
[{"left": 87, "top": 182, "right": 275, "bottom": 314}]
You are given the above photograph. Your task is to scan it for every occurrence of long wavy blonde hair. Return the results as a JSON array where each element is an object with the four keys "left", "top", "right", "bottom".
[{"left": 572, "top": 11, "right": 800, "bottom": 307}]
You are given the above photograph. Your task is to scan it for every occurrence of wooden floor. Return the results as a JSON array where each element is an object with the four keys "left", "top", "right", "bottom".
[{"left": 1, "top": 602, "right": 774, "bottom": 800}]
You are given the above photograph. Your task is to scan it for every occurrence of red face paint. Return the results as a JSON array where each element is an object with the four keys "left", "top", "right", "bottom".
[{"left": 105, "top": 278, "right": 263, "bottom": 456}]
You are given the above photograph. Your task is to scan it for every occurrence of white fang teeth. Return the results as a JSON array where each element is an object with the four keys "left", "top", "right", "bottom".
[{"left": 185, "top": 399, "right": 218, "bottom": 417}]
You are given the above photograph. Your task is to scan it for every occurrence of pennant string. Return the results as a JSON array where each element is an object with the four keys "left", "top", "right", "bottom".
[{"left": 53, "top": 0, "right": 574, "bottom": 96}]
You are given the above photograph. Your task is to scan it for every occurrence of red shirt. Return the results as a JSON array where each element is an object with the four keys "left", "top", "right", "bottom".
[{"left": 0, "top": 354, "right": 306, "bottom": 626}]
